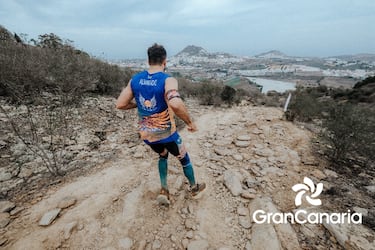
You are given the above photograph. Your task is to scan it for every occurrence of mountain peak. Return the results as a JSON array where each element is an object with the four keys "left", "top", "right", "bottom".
[
  {"left": 176, "top": 45, "right": 208, "bottom": 56},
  {"left": 255, "top": 50, "right": 289, "bottom": 59}
]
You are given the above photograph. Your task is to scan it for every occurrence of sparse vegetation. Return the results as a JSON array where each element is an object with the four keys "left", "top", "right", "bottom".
[
  {"left": 0, "top": 30, "right": 132, "bottom": 103},
  {"left": 0, "top": 27, "right": 132, "bottom": 176},
  {"left": 287, "top": 78, "right": 375, "bottom": 175}
]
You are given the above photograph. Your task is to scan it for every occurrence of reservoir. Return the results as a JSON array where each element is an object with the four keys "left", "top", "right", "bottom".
[{"left": 248, "top": 77, "right": 296, "bottom": 93}]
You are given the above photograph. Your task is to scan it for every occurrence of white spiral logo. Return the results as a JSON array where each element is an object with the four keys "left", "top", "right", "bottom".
[{"left": 292, "top": 177, "right": 323, "bottom": 206}]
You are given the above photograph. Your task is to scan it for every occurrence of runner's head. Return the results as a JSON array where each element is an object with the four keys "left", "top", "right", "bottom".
[{"left": 148, "top": 43, "right": 167, "bottom": 66}]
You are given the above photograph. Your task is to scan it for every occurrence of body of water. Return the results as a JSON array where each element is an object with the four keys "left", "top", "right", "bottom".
[{"left": 248, "top": 77, "right": 296, "bottom": 93}]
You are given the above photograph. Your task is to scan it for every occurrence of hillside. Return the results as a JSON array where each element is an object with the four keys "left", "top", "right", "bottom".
[
  {"left": 1, "top": 99, "right": 374, "bottom": 249},
  {"left": 255, "top": 50, "right": 290, "bottom": 59},
  {"left": 176, "top": 45, "right": 208, "bottom": 57}
]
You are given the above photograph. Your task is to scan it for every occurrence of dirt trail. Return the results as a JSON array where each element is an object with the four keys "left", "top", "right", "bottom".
[{"left": 2, "top": 105, "right": 374, "bottom": 250}]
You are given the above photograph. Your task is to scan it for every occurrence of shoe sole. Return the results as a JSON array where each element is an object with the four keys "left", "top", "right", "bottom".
[{"left": 157, "top": 194, "right": 170, "bottom": 206}]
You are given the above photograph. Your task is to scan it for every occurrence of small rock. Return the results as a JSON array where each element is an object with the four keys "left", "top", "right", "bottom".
[
  {"left": 182, "top": 239, "right": 189, "bottom": 249},
  {"left": 254, "top": 148, "right": 273, "bottom": 157},
  {"left": 119, "top": 237, "right": 133, "bottom": 249},
  {"left": 238, "top": 216, "right": 251, "bottom": 229},
  {"left": 186, "top": 230, "right": 194, "bottom": 239},
  {"left": 0, "top": 200, "right": 16, "bottom": 213},
  {"left": 213, "top": 139, "right": 232, "bottom": 147},
  {"left": 63, "top": 221, "right": 78, "bottom": 240},
  {"left": 39, "top": 208, "right": 61, "bottom": 226},
  {"left": 58, "top": 197, "right": 77, "bottom": 209},
  {"left": 185, "top": 218, "right": 195, "bottom": 230},
  {"left": 244, "top": 177, "right": 258, "bottom": 188},
  {"left": 364, "top": 185, "right": 375, "bottom": 194},
  {"left": 0, "top": 213, "right": 10, "bottom": 228},
  {"left": 134, "top": 151, "right": 143, "bottom": 159},
  {"left": 214, "top": 147, "right": 230, "bottom": 156},
  {"left": 181, "top": 207, "right": 188, "bottom": 215},
  {"left": 323, "top": 169, "right": 338, "bottom": 178},
  {"left": 232, "top": 154, "right": 243, "bottom": 161},
  {"left": 237, "top": 206, "right": 249, "bottom": 216},
  {"left": 241, "top": 191, "right": 256, "bottom": 200},
  {"left": 170, "top": 235, "right": 177, "bottom": 243},
  {"left": 235, "top": 140, "right": 251, "bottom": 148},
  {"left": 237, "top": 134, "right": 251, "bottom": 141},
  {"left": 223, "top": 169, "right": 243, "bottom": 196},
  {"left": 353, "top": 207, "right": 368, "bottom": 217},
  {"left": 152, "top": 239, "right": 161, "bottom": 249},
  {"left": 187, "top": 240, "right": 209, "bottom": 250}
]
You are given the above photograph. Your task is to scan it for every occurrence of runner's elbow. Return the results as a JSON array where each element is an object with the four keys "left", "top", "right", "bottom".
[{"left": 168, "top": 98, "right": 183, "bottom": 111}]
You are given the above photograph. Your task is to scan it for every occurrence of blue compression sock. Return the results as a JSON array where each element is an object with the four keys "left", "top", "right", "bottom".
[
  {"left": 158, "top": 157, "right": 168, "bottom": 189},
  {"left": 183, "top": 163, "right": 196, "bottom": 186}
]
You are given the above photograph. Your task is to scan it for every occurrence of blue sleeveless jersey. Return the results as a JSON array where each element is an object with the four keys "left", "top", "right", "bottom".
[{"left": 131, "top": 71, "right": 177, "bottom": 143}]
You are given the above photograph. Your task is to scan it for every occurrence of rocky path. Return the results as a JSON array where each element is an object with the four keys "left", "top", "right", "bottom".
[{"left": 1, "top": 105, "right": 374, "bottom": 249}]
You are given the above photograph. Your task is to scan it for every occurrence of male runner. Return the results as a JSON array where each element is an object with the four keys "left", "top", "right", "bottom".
[{"left": 116, "top": 43, "right": 206, "bottom": 205}]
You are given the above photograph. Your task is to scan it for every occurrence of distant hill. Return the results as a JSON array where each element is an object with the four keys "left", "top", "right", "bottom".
[
  {"left": 176, "top": 45, "right": 208, "bottom": 56},
  {"left": 255, "top": 50, "right": 290, "bottom": 59},
  {"left": 0, "top": 25, "right": 16, "bottom": 43}
]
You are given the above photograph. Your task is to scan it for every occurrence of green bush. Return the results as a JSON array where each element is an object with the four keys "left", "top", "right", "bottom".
[
  {"left": 286, "top": 86, "right": 329, "bottom": 122},
  {"left": 221, "top": 85, "right": 236, "bottom": 106},
  {"left": 320, "top": 103, "right": 375, "bottom": 170}
]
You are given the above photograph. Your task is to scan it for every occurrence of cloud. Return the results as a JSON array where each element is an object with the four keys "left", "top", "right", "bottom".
[{"left": 1, "top": 0, "right": 374, "bottom": 58}]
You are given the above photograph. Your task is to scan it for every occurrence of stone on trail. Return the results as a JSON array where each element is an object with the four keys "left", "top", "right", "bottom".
[
  {"left": 251, "top": 223, "right": 281, "bottom": 250},
  {"left": 0, "top": 200, "right": 16, "bottom": 213},
  {"left": 235, "top": 140, "right": 251, "bottom": 148},
  {"left": 250, "top": 197, "right": 300, "bottom": 250},
  {"left": 238, "top": 216, "right": 251, "bottom": 229},
  {"left": 63, "top": 221, "right": 78, "bottom": 240},
  {"left": 364, "top": 185, "right": 375, "bottom": 194},
  {"left": 118, "top": 237, "right": 133, "bottom": 249},
  {"left": 232, "top": 154, "right": 243, "bottom": 161},
  {"left": 241, "top": 191, "right": 256, "bottom": 200},
  {"left": 237, "top": 134, "right": 251, "bottom": 141},
  {"left": 57, "top": 197, "right": 77, "bottom": 209},
  {"left": 187, "top": 240, "right": 209, "bottom": 250},
  {"left": 214, "top": 147, "right": 231, "bottom": 156},
  {"left": 0, "top": 213, "right": 10, "bottom": 228},
  {"left": 223, "top": 169, "right": 243, "bottom": 196},
  {"left": 38, "top": 208, "right": 61, "bottom": 226},
  {"left": 152, "top": 239, "right": 161, "bottom": 249},
  {"left": 237, "top": 206, "right": 249, "bottom": 216}
]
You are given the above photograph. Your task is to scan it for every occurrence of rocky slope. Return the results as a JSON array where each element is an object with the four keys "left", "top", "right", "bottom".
[{"left": 0, "top": 100, "right": 374, "bottom": 249}]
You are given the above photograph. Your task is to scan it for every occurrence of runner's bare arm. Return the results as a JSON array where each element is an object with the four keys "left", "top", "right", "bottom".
[
  {"left": 165, "top": 77, "right": 198, "bottom": 132},
  {"left": 116, "top": 81, "right": 137, "bottom": 110}
]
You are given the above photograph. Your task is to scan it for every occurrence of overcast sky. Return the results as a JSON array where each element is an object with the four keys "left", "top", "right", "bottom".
[{"left": 1, "top": 0, "right": 374, "bottom": 59}]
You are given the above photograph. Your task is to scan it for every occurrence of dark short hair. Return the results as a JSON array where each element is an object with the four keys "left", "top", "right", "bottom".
[{"left": 147, "top": 43, "right": 167, "bottom": 65}]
